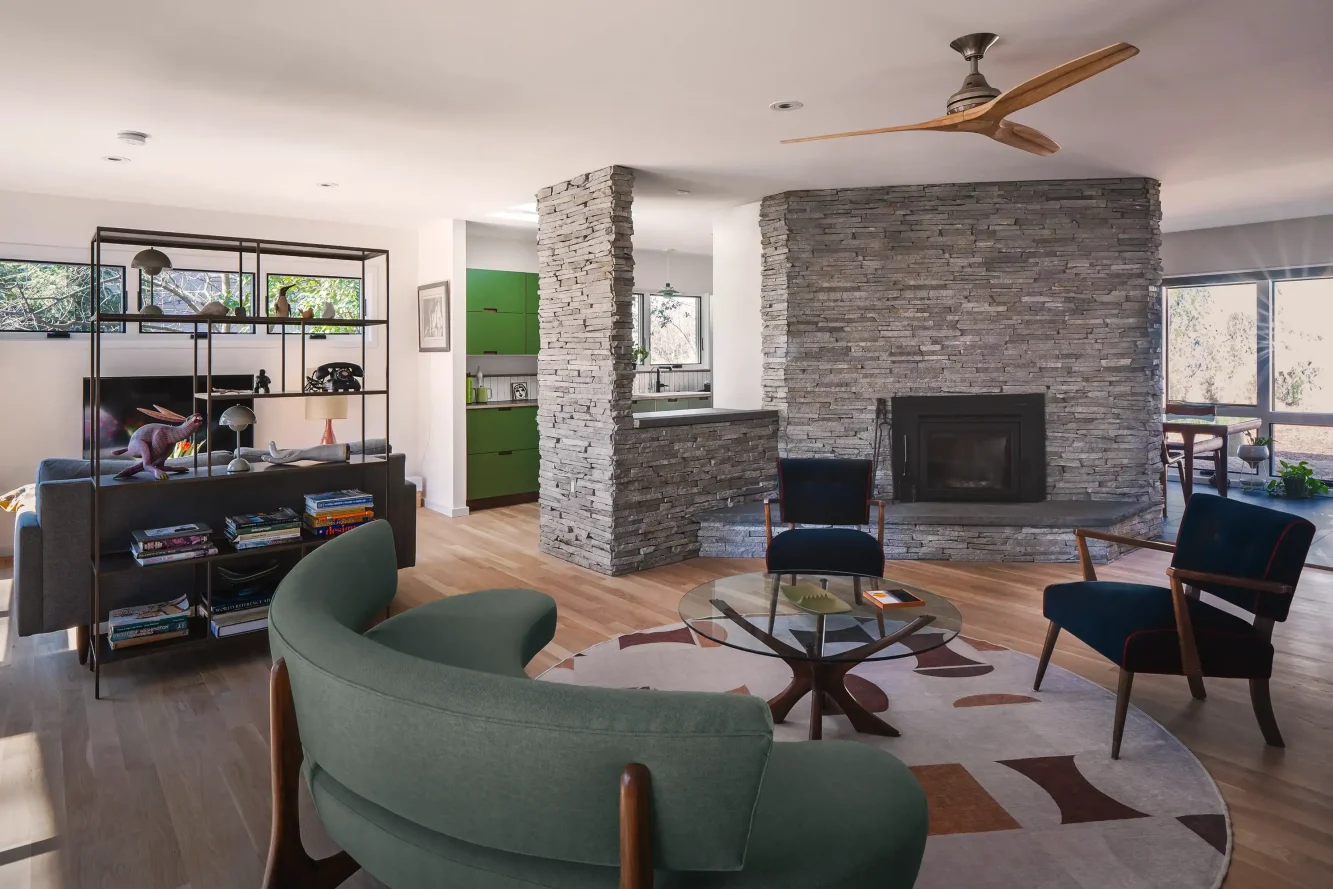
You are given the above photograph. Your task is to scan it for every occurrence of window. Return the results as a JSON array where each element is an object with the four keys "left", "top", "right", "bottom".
[
  {"left": 266, "top": 274, "right": 362, "bottom": 334},
  {"left": 139, "top": 269, "right": 255, "bottom": 333},
  {"left": 647, "top": 292, "right": 702, "bottom": 365},
  {"left": 0, "top": 259, "right": 125, "bottom": 333},
  {"left": 1165, "top": 283, "right": 1257, "bottom": 405},
  {"left": 1272, "top": 277, "right": 1332, "bottom": 412},
  {"left": 1272, "top": 425, "right": 1333, "bottom": 481}
]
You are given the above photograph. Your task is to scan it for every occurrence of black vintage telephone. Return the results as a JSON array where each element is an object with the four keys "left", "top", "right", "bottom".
[{"left": 306, "top": 362, "right": 363, "bottom": 392}]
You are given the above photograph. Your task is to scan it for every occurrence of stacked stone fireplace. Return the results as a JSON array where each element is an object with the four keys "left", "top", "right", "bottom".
[{"left": 745, "top": 178, "right": 1167, "bottom": 561}]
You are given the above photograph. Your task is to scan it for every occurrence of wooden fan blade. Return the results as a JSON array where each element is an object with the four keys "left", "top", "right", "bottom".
[
  {"left": 780, "top": 113, "right": 967, "bottom": 144},
  {"left": 985, "top": 121, "right": 1061, "bottom": 156},
  {"left": 979, "top": 42, "right": 1138, "bottom": 120}
]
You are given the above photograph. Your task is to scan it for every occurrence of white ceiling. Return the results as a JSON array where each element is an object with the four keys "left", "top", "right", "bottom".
[{"left": 3, "top": 0, "right": 1331, "bottom": 253}]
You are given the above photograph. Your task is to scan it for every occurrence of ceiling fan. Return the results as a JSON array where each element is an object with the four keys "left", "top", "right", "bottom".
[{"left": 782, "top": 34, "right": 1138, "bottom": 156}]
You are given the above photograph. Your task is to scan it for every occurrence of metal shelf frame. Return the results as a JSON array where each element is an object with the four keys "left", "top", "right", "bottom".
[{"left": 87, "top": 227, "right": 391, "bottom": 697}]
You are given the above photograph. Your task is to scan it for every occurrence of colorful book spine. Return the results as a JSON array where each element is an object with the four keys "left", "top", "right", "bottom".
[
  {"left": 305, "top": 522, "right": 366, "bottom": 539},
  {"left": 109, "top": 629, "right": 189, "bottom": 650},
  {"left": 133, "top": 546, "right": 218, "bottom": 566},
  {"left": 304, "top": 510, "right": 373, "bottom": 527},
  {"left": 109, "top": 617, "right": 190, "bottom": 643},
  {"left": 132, "top": 533, "right": 211, "bottom": 553},
  {"left": 204, "top": 596, "right": 275, "bottom": 616}
]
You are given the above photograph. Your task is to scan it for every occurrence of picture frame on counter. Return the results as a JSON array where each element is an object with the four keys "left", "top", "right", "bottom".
[
  {"left": 511, "top": 382, "right": 528, "bottom": 401},
  {"left": 418, "top": 280, "right": 450, "bottom": 352}
]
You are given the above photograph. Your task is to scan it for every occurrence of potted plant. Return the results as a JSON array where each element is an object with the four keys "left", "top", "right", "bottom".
[
  {"left": 1266, "top": 460, "right": 1330, "bottom": 499},
  {"left": 1237, "top": 434, "right": 1273, "bottom": 469}
]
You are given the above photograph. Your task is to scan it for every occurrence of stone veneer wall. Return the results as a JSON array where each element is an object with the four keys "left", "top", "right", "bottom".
[
  {"left": 535, "top": 167, "right": 637, "bottom": 572},
  {"left": 537, "top": 166, "right": 777, "bottom": 574},
  {"left": 760, "top": 179, "right": 1164, "bottom": 508}
]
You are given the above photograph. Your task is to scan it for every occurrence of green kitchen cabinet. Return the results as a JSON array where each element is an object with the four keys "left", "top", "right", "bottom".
[
  {"left": 466, "top": 311, "right": 526, "bottom": 355},
  {"left": 466, "top": 269, "right": 527, "bottom": 314},
  {"left": 524, "top": 313, "right": 540, "bottom": 355},
  {"left": 632, "top": 399, "right": 652, "bottom": 413},
  {"left": 524, "top": 273, "right": 540, "bottom": 313},
  {"left": 467, "top": 449, "right": 540, "bottom": 501},
  {"left": 467, "top": 406, "right": 538, "bottom": 454}
]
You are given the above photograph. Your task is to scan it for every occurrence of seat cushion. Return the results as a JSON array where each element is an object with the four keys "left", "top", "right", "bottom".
[
  {"left": 364, "top": 588, "right": 556, "bottom": 678},
  {"left": 1044, "top": 581, "right": 1274, "bottom": 678},
  {"left": 308, "top": 740, "right": 927, "bottom": 889},
  {"left": 767, "top": 528, "right": 885, "bottom": 578}
]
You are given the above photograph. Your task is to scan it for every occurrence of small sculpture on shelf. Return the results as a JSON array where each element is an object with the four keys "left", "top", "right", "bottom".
[
  {"left": 321, "top": 300, "right": 335, "bottom": 319},
  {"left": 254, "top": 368, "right": 271, "bottom": 394},
  {"left": 265, "top": 441, "right": 350, "bottom": 464},
  {"left": 300, "top": 307, "right": 314, "bottom": 320},
  {"left": 111, "top": 406, "right": 204, "bottom": 480},
  {"left": 200, "top": 301, "right": 229, "bottom": 317},
  {"left": 274, "top": 285, "right": 294, "bottom": 318},
  {"left": 140, "top": 304, "right": 165, "bottom": 316},
  {"left": 234, "top": 304, "right": 247, "bottom": 318}
]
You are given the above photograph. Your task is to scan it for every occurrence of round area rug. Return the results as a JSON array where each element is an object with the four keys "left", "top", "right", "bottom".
[{"left": 540, "top": 623, "right": 1231, "bottom": 889}]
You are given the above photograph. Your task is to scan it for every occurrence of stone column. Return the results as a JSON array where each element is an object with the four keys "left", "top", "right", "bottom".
[{"left": 535, "top": 166, "right": 636, "bottom": 572}]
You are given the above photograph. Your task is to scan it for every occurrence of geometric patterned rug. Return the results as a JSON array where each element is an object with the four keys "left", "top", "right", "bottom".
[{"left": 539, "top": 622, "right": 1231, "bottom": 889}]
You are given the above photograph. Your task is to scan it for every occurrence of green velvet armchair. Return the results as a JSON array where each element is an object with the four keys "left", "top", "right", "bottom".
[{"left": 265, "top": 520, "right": 929, "bottom": 889}]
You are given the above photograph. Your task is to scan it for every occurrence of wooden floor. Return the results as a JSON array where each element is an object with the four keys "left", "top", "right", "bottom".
[{"left": 1, "top": 503, "right": 1330, "bottom": 888}]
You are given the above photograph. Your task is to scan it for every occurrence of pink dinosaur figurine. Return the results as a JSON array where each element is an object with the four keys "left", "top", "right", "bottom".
[{"left": 111, "top": 405, "right": 205, "bottom": 480}]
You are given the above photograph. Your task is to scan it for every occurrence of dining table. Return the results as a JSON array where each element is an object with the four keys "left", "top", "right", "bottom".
[{"left": 1162, "top": 413, "right": 1262, "bottom": 501}]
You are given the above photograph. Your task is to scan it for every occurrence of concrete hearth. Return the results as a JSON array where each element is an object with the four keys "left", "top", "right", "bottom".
[{"left": 698, "top": 499, "right": 1161, "bottom": 563}]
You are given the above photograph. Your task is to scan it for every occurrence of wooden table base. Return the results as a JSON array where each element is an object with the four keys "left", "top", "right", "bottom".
[{"left": 710, "top": 598, "right": 934, "bottom": 741}]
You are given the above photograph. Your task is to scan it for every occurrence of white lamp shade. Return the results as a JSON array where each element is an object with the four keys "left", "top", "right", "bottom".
[{"left": 305, "top": 395, "right": 349, "bottom": 421}]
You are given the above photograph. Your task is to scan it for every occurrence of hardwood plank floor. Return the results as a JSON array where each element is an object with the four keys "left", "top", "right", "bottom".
[{"left": 1, "top": 503, "right": 1330, "bottom": 888}]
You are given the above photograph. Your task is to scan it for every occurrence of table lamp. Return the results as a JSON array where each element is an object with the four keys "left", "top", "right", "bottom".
[
  {"left": 219, "top": 405, "right": 257, "bottom": 473},
  {"left": 305, "top": 395, "right": 348, "bottom": 445}
]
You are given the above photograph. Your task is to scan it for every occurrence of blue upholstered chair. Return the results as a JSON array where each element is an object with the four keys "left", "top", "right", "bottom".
[
  {"left": 764, "top": 459, "right": 886, "bottom": 629},
  {"left": 1034, "top": 494, "right": 1316, "bottom": 758}
]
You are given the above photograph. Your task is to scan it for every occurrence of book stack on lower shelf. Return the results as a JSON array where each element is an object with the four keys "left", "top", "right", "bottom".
[
  {"left": 202, "top": 562, "right": 281, "bottom": 638},
  {"left": 108, "top": 595, "right": 192, "bottom": 649},
  {"left": 131, "top": 523, "right": 217, "bottom": 567},
  {"left": 225, "top": 507, "right": 302, "bottom": 550},
  {"left": 304, "top": 489, "right": 375, "bottom": 538}
]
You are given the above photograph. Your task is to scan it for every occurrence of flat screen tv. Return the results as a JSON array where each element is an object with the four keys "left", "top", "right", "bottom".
[{"left": 83, "top": 375, "right": 255, "bottom": 459}]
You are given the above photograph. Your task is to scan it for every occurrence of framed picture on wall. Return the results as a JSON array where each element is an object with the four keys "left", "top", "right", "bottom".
[{"left": 418, "top": 280, "right": 450, "bottom": 352}]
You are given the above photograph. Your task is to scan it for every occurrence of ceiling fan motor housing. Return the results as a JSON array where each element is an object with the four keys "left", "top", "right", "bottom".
[{"left": 946, "top": 32, "right": 1002, "bottom": 114}]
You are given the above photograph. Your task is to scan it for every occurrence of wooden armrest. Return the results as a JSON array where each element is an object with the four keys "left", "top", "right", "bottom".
[
  {"left": 1074, "top": 528, "right": 1176, "bottom": 554},
  {"left": 871, "top": 499, "right": 886, "bottom": 547},
  {"left": 763, "top": 497, "right": 774, "bottom": 546},
  {"left": 1166, "top": 567, "right": 1294, "bottom": 596}
]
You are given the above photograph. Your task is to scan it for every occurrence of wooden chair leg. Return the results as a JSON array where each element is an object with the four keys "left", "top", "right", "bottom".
[
  {"left": 262, "top": 660, "right": 361, "bottom": 889},
  {"left": 1249, "top": 678, "right": 1285, "bottom": 748},
  {"left": 620, "top": 763, "right": 653, "bottom": 889},
  {"left": 1033, "top": 622, "right": 1060, "bottom": 691},
  {"left": 767, "top": 574, "right": 781, "bottom": 634},
  {"left": 1186, "top": 675, "right": 1207, "bottom": 701},
  {"left": 1111, "top": 669, "right": 1134, "bottom": 760}
]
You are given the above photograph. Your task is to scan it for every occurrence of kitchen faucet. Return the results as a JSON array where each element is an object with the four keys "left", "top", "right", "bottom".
[{"left": 654, "top": 365, "right": 668, "bottom": 392}]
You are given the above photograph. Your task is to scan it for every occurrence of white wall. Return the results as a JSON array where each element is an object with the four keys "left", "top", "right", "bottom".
[
  {"left": 710, "top": 203, "right": 763, "bottom": 408},
  {"left": 416, "top": 219, "right": 470, "bottom": 516},
  {"left": 0, "top": 189, "right": 419, "bottom": 555},
  {"left": 1164, "top": 213, "right": 1333, "bottom": 276},
  {"left": 465, "top": 223, "right": 539, "bottom": 273},
  {"left": 633, "top": 249, "right": 711, "bottom": 295}
]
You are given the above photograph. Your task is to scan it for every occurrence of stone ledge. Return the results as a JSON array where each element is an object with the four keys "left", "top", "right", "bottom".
[
  {"left": 700, "top": 498, "right": 1157, "bottom": 528},
  {"left": 633, "top": 408, "right": 780, "bottom": 429}
]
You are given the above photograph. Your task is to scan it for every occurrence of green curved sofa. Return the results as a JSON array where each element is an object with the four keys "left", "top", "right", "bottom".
[{"left": 266, "top": 520, "right": 928, "bottom": 889}]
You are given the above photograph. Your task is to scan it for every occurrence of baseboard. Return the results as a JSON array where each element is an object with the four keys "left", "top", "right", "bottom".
[
  {"left": 423, "top": 499, "right": 470, "bottom": 517},
  {"left": 466, "top": 492, "right": 539, "bottom": 511}
]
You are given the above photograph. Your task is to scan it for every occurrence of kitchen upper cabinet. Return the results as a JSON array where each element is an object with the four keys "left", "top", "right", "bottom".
[
  {"left": 524, "top": 273, "right": 540, "bottom": 313},
  {"left": 466, "top": 311, "right": 526, "bottom": 355},
  {"left": 466, "top": 269, "right": 527, "bottom": 314}
]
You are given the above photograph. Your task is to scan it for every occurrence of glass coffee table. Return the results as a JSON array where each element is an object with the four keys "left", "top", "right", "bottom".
[{"left": 679, "top": 571, "right": 962, "bottom": 740}]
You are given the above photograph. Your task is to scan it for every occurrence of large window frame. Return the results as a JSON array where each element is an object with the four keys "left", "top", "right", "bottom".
[
  {"left": 265, "top": 272, "right": 364, "bottom": 335},
  {"left": 138, "top": 268, "right": 256, "bottom": 334},
  {"left": 1165, "top": 265, "right": 1333, "bottom": 480},
  {"left": 630, "top": 289, "right": 710, "bottom": 370},
  {"left": 0, "top": 258, "right": 126, "bottom": 334}
]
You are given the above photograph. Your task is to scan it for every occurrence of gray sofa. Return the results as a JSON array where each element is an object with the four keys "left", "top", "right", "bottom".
[{"left": 12, "top": 447, "right": 416, "bottom": 645}]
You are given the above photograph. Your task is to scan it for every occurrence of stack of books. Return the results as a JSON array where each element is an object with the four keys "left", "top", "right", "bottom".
[
  {"left": 201, "top": 563, "right": 279, "bottom": 638},
  {"left": 303, "top": 489, "right": 374, "bottom": 538},
  {"left": 225, "top": 507, "right": 302, "bottom": 550},
  {"left": 131, "top": 523, "right": 216, "bottom": 567},
  {"left": 107, "top": 594, "right": 192, "bottom": 649}
]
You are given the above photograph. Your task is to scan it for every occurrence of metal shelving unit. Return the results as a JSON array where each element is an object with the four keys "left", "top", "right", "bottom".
[{"left": 87, "top": 228, "right": 391, "bottom": 697}]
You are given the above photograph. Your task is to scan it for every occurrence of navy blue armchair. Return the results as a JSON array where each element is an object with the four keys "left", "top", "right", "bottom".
[
  {"left": 764, "top": 458, "right": 886, "bottom": 628},
  {"left": 1035, "top": 493, "right": 1316, "bottom": 758}
]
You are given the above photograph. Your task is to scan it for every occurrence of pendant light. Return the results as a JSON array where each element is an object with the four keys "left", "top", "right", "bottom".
[{"left": 131, "top": 247, "right": 173, "bottom": 277}]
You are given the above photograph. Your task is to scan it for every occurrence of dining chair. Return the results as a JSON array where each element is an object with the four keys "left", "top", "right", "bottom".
[
  {"left": 1034, "top": 493, "right": 1316, "bottom": 758},
  {"left": 1164, "top": 401, "right": 1225, "bottom": 493},
  {"left": 764, "top": 458, "right": 886, "bottom": 632}
]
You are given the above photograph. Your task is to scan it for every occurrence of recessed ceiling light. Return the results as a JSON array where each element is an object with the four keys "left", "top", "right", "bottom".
[
  {"left": 117, "top": 130, "right": 149, "bottom": 146},
  {"left": 317, "top": 182, "right": 339, "bottom": 188},
  {"left": 103, "top": 155, "right": 130, "bottom": 163},
  {"left": 675, "top": 189, "right": 691, "bottom": 195},
  {"left": 769, "top": 100, "right": 804, "bottom": 111}
]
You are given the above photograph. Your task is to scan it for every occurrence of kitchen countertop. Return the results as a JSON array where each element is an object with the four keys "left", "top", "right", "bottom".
[
  {"left": 465, "top": 401, "right": 539, "bottom": 410},
  {"left": 632, "top": 390, "right": 712, "bottom": 400},
  {"left": 633, "top": 408, "right": 778, "bottom": 428}
]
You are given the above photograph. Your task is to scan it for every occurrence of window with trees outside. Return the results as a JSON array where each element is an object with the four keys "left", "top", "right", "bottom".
[
  {"left": 1165, "top": 269, "right": 1333, "bottom": 482},
  {"left": 0, "top": 259, "right": 125, "bottom": 333},
  {"left": 266, "top": 274, "right": 361, "bottom": 334},
  {"left": 630, "top": 291, "right": 704, "bottom": 366},
  {"left": 139, "top": 269, "right": 255, "bottom": 333}
]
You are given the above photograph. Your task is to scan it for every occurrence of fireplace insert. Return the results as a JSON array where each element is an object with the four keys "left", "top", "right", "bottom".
[{"left": 891, "top": 394, "right": 1045, "bottom": 502}]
